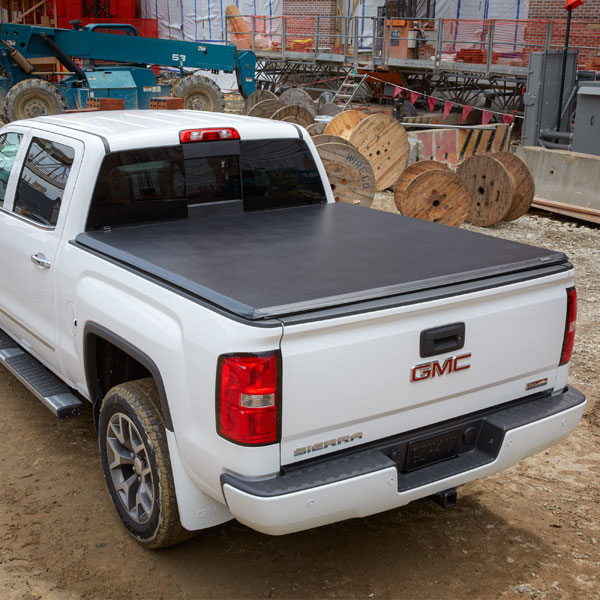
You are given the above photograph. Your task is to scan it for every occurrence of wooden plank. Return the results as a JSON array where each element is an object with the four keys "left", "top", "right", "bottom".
[
  {"left": 492, "top": 151, "right": 535, "bottom": 221},
  {"left": 456, "top": 155, "right": 514, "bottom": 227},
  {"left": 10, "top": 0, "right": 45, "bottom": 22},
  {"left": 394, "top": 169, "right": 470, "bottom": 227},
  {"left": 348, "top": 113, "right": 409, "bottom": 191},
  {"left": 316, "top": 142, "right": 376, "bottom": 208},
  {"left": 531, "top": 197, "right": 600, "bottom": 225}
]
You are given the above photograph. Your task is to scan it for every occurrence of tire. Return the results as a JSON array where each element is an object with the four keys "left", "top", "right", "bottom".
[
  {"left": 98, "top": 378, "right": 193, "bottom": 549},
  {"left": 4, "top": 79, "right": 66, "bottom": 122},
  {"left": 175, "top": 74, "right": 225, "bottom": 112}
]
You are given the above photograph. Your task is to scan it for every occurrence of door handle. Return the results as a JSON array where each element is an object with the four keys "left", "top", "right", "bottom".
[
  {"left": 420, "top": 322, "right": 465, "bottom": 358},
  {"left": 31, "top": 252, "right": 51, "bottom": 269}
]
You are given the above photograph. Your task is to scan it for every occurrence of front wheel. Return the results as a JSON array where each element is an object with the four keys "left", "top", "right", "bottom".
[
  {"left": 98, "top": 378, "right": 192, "bottom": 548},
  {"left": 4, "top": 79, "right": 66, "bottom": 122},
  {"left": 175, "top": 74, "right": 225, "bottom": 112}
]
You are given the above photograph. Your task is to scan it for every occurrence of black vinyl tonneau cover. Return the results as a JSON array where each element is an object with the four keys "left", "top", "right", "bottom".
[{"left": 75, "top": 203, "right": 569, "bottom": 321}]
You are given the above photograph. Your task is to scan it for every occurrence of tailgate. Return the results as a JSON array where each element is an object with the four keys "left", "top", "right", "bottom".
[{"left": 279, "top": 270, "right": 572, "bottom": 465}]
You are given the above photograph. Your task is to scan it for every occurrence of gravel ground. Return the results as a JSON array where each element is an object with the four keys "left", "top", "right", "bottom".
[{"left": 0, "top": 191, "right": 598, "bottom": 598}]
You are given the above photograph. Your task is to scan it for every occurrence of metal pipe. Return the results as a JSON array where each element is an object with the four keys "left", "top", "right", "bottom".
[
  {"left": 540, "top": 129, "right": 573, "bottom": 141},
  {"left": 556, "top": 7, "right": 573, "bottom": 132},
  {"left": 40, "top": 34, "right": 86, "bottom": 80},
  {"left": 538, "top": 137, "right": 571, "bottom": 150}
]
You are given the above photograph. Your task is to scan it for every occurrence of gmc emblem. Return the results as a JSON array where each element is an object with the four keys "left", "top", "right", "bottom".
[{"left": 410, "top": 353, "right": 472, "bottom": 382}]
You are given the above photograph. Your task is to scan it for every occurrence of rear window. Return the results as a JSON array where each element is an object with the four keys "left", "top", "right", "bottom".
[{"left": 86, "top": 138, "right": 326, "bottom": 230}]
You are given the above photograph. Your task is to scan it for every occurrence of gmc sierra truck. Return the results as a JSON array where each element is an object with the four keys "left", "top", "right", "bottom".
[{"left": 0, "top": 110, "right": 585, "bottom": 548}]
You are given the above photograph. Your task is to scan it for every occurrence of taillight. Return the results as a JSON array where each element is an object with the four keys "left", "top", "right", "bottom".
[
  {"left": 559, "top": 287, "right": 577, "bottom": 366},
  {"left": 180, "top": 127, "right": 240, "bottom": 143},
  {"left": 217, "top": 352, "right": 280, "bottom": 445}
]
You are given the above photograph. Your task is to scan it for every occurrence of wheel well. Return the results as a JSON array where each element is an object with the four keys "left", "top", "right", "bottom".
[{"left": 84, "top": 325, "right": 173, "bottom": 431}]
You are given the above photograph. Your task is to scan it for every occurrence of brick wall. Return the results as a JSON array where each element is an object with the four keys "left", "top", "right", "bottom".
[
  {"left": 282, "top": 0, "right": 338, "bottom": 50},
  {"left": 528, "top": 0, "right": 600, "bottom": 20},
  {"left": 526, "top": 1, "right": 600, "bottom": 68}
]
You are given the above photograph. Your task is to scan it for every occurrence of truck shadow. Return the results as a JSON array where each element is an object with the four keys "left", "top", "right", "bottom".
[{"left": 0, "top": 377, "right": 562, "bottom": 599}]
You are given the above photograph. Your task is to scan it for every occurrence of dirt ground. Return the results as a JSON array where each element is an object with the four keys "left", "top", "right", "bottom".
[{"left": 0, "top": 196, "right": 598, "bottom": 599}]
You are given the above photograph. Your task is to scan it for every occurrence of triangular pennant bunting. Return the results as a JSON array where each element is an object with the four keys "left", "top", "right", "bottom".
[
  {"left": 428, "top": 96, "right": 437, "bottom": 112},
  {"left": 503, "top": 113, "right": 514, "bottom": 125},
  {"left": 461, "top": 105, "right": 473, "bottom": 123},
  {"left": 393, "top": 86, "right": 401, "bottom": 98},
  {"left": 482, "top": 110, "right": 493, "bottom": 125},
  {"left": 410, "top": 91, "right": 419, "bottom": 105},
  {"left": 443, "top": 101, "right": 454, "bottom": 120}
]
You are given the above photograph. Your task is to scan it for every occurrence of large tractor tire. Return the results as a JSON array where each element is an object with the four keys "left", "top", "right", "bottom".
[
  {"left": 175, "top": 74, "right": 225, "bottom": 112},
  {"left": 4, "top": 79, "right": 66, "bottom": 122}
]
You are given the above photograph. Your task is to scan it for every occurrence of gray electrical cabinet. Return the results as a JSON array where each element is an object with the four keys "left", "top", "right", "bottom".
[
  {"left": 573, "top": 82, "right": 600, "bottom": 156},
  {"left": 522, "top": 51, "right": 578, "bottom": 147}
]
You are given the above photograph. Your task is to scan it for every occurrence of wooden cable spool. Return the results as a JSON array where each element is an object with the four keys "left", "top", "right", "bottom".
[
  {"left": 394, "top": 168, "right": 470, "bottom": 227},
  {"left": 324, "top": 109, "right": 366, "bottom": 139},
  {"left": 312, "top": 134, "right": 355, "bottom": 148},
  {"left": 281, "top": 116, "right": 297, "bottom": 122},
  {"left": 247, "top": 98, "right": 286, "bottom": 119},
  {"left": 318, "top": 102, "right": 341, "bottom": 117},
  {"left": 456, "top": 155, "right": 514, "bottom": 227},
  {"left": 348, "top": 113, "right": 409, "bottom": 192},
  {"left": 491, "top": 151, "right": 535, "bottom": 221},
  {"left": 270, "top": 104, "right": 315, "bottom": 127},
  {"left": 306, "top": 122, "right": 326, "bottom": 136},
  {"left": 280, "top": 87, "right": 316, "bottom": 116},
  {"left": 316, "top": 142, "right": 376, "bottom": 208},
  {"left": 245, "top": 89, "right": 277, "bottom": 114},
  {"left": 398, "top": 160, "right": 450, "bottom": 177}
]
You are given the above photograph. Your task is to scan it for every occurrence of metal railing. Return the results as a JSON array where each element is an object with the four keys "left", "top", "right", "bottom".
[{"left": 225, "top": 15, "right": 600, "bottom": 73}]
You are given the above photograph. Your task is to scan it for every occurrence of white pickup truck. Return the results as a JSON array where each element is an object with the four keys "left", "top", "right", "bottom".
[{"left": 0, "top": 110, "right": 585, "bottom": 548}]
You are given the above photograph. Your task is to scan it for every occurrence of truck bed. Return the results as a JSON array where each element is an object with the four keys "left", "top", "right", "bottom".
[{"left": 74, "top": 203, "right": 569, "bottom": 321}]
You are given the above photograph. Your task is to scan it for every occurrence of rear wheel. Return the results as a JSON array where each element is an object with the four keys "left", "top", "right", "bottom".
[
  {"left": 98, "top": 378, "right": 193, "bottom": 549},
  {"left": 175, "top": 74, "right": 225, "bottom": 112},
  {"left": 4, "top": 79, "right": 66, "bottom": 122}
]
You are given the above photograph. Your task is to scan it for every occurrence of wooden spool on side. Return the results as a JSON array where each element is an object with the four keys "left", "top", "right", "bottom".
[
  {"left": 247, "top": 98, "right": 286, "bottom": 119},
  {"left": 394, "top": 169, "right": 470, "bottom": 227},
  {"left": 317, "top": 142, "right": 376, "bottom": 208},
  {"left": 271, "top": 104, "right": 315, "bottom": 127},
  {"left": 245, "top": 89, "right": 278, "bottom": 114},
  {"left": 318, "top": 102, "right": 341, "bottom": 117},
  {"left": 313, "top": 134, "right": 355, "bottom": 148},
  {"left": 324, "top": 110, "right": 366, "bottom": 139},
  {"left": 280, "top": 87, "right": 316, "bottom": 116},
  {"left": 491, "top": 151, "right": 535, "bottom": 221},
  {"left": 456, "top": 155, "right": 514, "bottom": 227},
  {"left": 307, "top": 122, "right": 327, "bottom": 136},
  {"left": 398, "top": 160, "right": 450, "bottom": 180},
  {"left": 348, "top": 113, "right": 409, "bottom": 191}
]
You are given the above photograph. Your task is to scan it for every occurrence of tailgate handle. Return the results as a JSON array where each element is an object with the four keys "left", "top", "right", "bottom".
[{"left": 420, "top": 323, "right": 465, "bottom": 358}]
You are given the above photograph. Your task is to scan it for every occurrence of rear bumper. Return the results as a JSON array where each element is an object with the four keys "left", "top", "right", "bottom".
[{"left": 222, "top": 386, "right": 586, "bottom": 535}]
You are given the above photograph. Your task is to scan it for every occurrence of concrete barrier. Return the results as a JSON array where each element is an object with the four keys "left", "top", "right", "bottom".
[{"left": 515, "top": 146, "right": 600, "bottom": 210}]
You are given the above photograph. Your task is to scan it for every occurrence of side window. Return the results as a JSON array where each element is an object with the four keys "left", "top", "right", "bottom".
[
  {"left": 14, "top": 137, "right": 75, "bottom": 227},
  {"left": 0, "top": 132, "right": 23, "bottom": 207}
]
